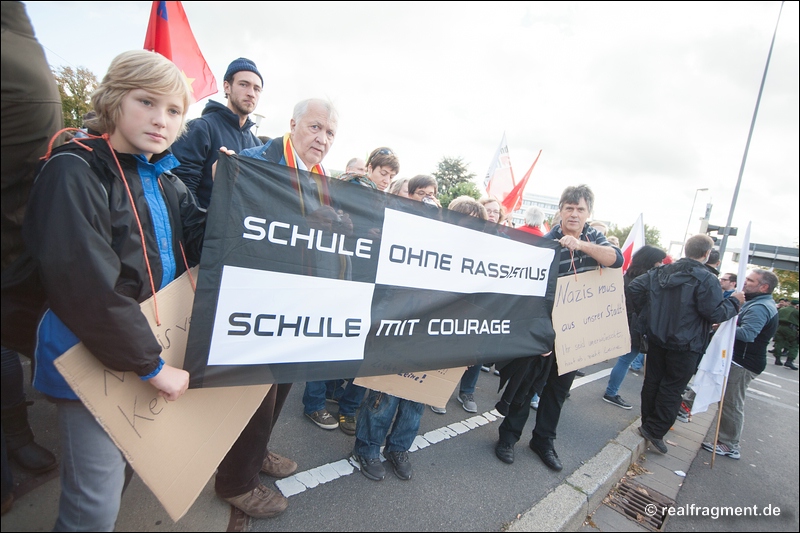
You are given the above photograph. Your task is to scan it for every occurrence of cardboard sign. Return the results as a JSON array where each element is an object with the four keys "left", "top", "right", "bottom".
[
  {"left": 55, "top": 268, "right": 270, "bottom": 522},
  {"left": 354, "top": 366, "right": 467, "bottom": 408},
  {"left": 552, "top": 268, "right": 631, "bottom": 375}
]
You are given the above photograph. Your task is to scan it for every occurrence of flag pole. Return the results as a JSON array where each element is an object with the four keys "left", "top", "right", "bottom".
[
  {"left": 719, "top": 1, "right": 784, "bottom": 257},
  {"left": 710, "top": 373, "right": 730, "bottom": 470}
]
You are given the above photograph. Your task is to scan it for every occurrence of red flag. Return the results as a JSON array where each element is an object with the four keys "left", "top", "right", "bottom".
[
  {"left": 501, "top": 150, "right": 542, "bottom": 215},
  {"left": 144, "top": 1, "right": 217, "bottom": 102},
  {"left": 620, "top": 214, "right": 645, "bottom": 274}
]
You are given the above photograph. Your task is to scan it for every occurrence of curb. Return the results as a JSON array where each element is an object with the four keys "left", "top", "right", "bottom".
[{"left": 506, "top": 419, "right": 647, "bottom": 532}]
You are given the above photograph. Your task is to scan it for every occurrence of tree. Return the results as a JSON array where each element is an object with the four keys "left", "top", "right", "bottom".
[
  {"left": 439, "top": 181, "right": 482, "bottom": 209},
  {"left": 432, "top": 156, "right": 476, "bottom": 198},
  {"left": 53, "top": 66, "right": 98, "bottom": 129},
  {"left": 774, "top": 269, "right": 799, "bottom": 301},
  {"left": 607, "top": 223, "right": 663, "bottom": 249}
]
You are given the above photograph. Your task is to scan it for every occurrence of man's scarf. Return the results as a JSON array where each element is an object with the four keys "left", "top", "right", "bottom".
[{"left": 281, "top": 133, "right": 331, "bottom": 215}]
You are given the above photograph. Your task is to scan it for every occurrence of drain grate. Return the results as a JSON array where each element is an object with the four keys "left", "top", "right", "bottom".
[{"left": 604, "top": 477, "right": 675, "bottom": 532}]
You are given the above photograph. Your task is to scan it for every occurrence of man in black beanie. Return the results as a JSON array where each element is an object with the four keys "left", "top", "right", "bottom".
[{"left": 171, "top": 57, "right": 264, "bottom": 209}]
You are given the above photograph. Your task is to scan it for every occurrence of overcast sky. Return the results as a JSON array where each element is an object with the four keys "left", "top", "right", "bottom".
[{"left": 23, "top": 1, "right": 799, "bottom": 256}]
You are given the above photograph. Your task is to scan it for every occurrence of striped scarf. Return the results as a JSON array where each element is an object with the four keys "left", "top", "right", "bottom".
[{"left": 282, "top": 133, "right": 330, "bottom": 215}]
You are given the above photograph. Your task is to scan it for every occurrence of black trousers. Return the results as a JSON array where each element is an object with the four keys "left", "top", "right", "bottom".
[
  {"left": 497, "top": 355, "right": 553, "bottom": 445},
  {"left": 215, "top": 383, "right": 292, "bottom": 498},
  {"left": 640, "top": 344, "right": 699, "bottom": 439},
  {"left": 530, "top": 355, "right": 577, "bottom": 451}
]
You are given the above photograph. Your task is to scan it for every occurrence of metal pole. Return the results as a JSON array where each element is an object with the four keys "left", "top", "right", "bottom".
[
  {"left": 719, "top": 1, "right": 785, "bottom": 257},
  {"left": 679, "top": 188, "right": 707, "bottom": 258}
]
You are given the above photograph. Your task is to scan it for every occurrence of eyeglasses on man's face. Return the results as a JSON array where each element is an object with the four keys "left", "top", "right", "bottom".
[{"left": 413, "top": 190, "right": 436, "bottom": 198}]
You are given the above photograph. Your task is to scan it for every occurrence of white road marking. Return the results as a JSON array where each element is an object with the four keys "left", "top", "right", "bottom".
[{"left": 276, "top": 367, "right": 614, "bottom": 498}]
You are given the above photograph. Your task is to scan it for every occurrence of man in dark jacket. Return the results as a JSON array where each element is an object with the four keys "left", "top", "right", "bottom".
[
  {"left": 496, "top": 184, "right": 623, "bottom": 471},
  {"left": 702, "top": 269, "right": 778, "bottom": 459},
  {"left": 628, "top": 234, "right": 743, "bottom": 454},
  {"left": 171, "top": 57, "right": 263, "bottom": 208}
]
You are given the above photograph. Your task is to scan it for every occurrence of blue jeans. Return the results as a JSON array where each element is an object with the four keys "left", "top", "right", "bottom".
[
  {"left": 303, "top": 380, "right": 327, "bottom": 414},
  {"left": 459, "top": 365, "right": 481, "bottom": 395},
  {"left": 630, "top": 352, "right": 645, "bottom": 371},
  {"left": 326, "top": 379, "right": 346, "bottom": 402},
  {"left": 353, "top": 391, "right": 423, "bottom": 459},
  {"left": 606, "top": 349, "right": 640, "bottom": 397},
  {"left": 337, "top": 381, "right": 366, "bottom": 417},
  {"left": 55, "top": 401, "right": 127, "bottom": 532}
]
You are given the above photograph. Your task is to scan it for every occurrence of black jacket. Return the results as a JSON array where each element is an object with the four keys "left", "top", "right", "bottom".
[
  {"left": 23, "top": 139, "right": 205, "bottom": 397},
  {"left": 628, "top": 258, "right": 740, "bottom": 354},
  {"left": 171, "top": 100, "right": 261, "bottom": 209}
]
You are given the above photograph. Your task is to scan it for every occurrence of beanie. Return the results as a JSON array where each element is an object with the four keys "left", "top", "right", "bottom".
[{"left": 224, "top": 57, "right": 263, "bottom": 86}]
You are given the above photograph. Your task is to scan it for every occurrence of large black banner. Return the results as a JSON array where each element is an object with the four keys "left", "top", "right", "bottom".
[{"left": 184, "top": 155, "right": 560, "bottom": 388}]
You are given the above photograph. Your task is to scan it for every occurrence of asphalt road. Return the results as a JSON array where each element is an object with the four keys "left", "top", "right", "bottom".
[
  {"left": 10, "top": 352, "right": 796, "bottom": 532},
  {"left": 6, "top": 354, "right": 644, "bottom": 532}
]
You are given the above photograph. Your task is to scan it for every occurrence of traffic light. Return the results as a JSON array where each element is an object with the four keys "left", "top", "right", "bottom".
[{"left": 700, "top": 222, "right": 737, "bottom": 245}]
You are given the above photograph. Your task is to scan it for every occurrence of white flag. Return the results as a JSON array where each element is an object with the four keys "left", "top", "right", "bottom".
[
  {"left": 691, "top": 222, "right": 751, "bottom": 414},
  {"left": 484, "top": 132, "right": 515, "bottom": 201},
  {"left": 620, "top": 214, "right": 645, "bottom": 274}
]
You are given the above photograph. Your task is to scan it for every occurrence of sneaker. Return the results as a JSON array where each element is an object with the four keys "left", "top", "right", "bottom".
[
  {"left": 602, "top": 394, "right": 632, "bottom": 410},
  {"left": 338, "top": 413, "right": 356, "bottom": 436},
  {"left": 480, "top": 365, "right": 491, "bottom": 372},
  {"left": 530, "top": 394, "right": 539, "bottom": 410},
  {"left": 261, "top": 451, "right": 297, "bottom": 478},
  {"left": 383, "top": 450, "right": 412, "bottom": 480},
  {"left": 430, "top": 405, "right": 446, "bottom": 414},
  {"left": 638, "top": 425, "right": 668, "bottom": 454},
  {"left": 675, "top": 411, "right": 690, "bottom": 423},
  {"left": 305, "top": 409, "right": 339, "bottom": 430},
  {"left": 352, "top": 453, "right": 385, "bottom": 481},
  {"left": 458, "top": 392, "right": 478, "bottom": 413},
  {"left": 702, "top": 441, "right": 740, "bottom": 460},
  {"left": 222, "top": 483, "right": 288, "bottom": 518},
  {"left": 575, "top": 369, "right": 586, "bottom": 377},
  {"left": 493, "top": 369, "right": 500, "bottom": 376}
]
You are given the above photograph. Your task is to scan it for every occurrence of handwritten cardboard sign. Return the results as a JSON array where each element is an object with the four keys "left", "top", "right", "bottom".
[
  {"left": 552, "top": 268, "right": 631, "bottom": 375},
  {"left": 354, "top": 366, "right": 466, "bottom": 408},
  {"left": 55, "top": 268, "right": 270, "bottom": 522}
]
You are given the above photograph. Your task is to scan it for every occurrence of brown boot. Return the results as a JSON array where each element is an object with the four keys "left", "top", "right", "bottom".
[
  {"left": 1, "top": 402, "right": 57, "bottom": 474},
  {"left": 261, "top": 451, "right": 297, "bottom": 478},
  {"left": 222, "top": 483, "right": 288, "bottom": 518}
]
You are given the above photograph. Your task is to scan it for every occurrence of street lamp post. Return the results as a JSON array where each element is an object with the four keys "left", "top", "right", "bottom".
[
  {"left": 679, "top": 187, "right": 708, "bottom": 258},
  {"left": 253, "top": 113, "right": 265, "bottom": 136}
]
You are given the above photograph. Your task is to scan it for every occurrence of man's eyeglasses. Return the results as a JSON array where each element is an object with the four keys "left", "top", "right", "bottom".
[
  {"left": 485, "top": 209, "right": 501, "bottom": 216},
  {"left": 719, "top": 277, "right": 731, "bottom": 282},
  {"left": 413, "top": 190, "right": 435, "bottom": 197}
]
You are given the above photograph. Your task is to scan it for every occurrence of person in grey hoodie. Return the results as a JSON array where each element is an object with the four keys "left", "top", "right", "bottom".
[
  {"left": 171, "top": 57, "right": 263, "bottom": 208},
  {"left": 628, "top": 234, "right": 744, "bottom": 454}
]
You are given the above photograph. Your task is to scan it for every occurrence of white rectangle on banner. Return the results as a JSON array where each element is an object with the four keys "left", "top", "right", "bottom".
[
  {"left": 207, "top": 266, "right": 373, "bottom": 365},
  {"left": 377, "top": 209, "right": 553, "bottom": 296}
]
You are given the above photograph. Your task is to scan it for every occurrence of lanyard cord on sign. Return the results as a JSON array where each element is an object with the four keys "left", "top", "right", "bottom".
[
  {"left": 566, "top": 230, "right": 602, "bottom": 281},
  {"left": 41, "top": 129, "right": 196, "bottom": 326}
]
